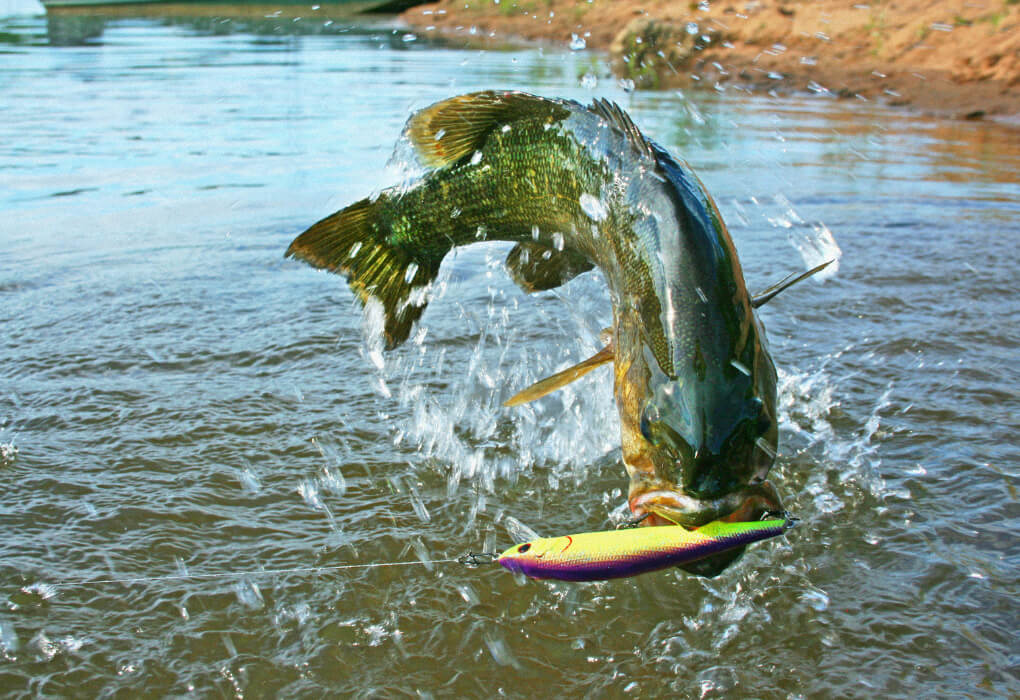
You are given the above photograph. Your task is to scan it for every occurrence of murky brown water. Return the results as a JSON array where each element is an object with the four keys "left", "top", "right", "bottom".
[{"left": 1, "top": 13, "right": 1018, "bottom": 698}]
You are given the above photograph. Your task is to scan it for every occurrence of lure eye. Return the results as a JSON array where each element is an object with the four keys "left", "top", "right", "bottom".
[{"left": 517, "top": 543, "right": 531, "bottom": 554}]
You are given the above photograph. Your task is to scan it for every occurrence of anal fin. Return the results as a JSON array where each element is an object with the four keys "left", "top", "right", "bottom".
[{"left": 504, "top": 343, "right": 614, "bottom": 407}]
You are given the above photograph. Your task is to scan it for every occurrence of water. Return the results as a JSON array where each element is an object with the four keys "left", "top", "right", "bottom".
[{"left": 2, "top": 13, "right": 1019, "bottom": 698}]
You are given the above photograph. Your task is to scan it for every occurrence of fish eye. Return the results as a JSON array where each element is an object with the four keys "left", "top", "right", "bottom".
[{"left": 517, "top": 543, "right": 531, "bottom": 553}]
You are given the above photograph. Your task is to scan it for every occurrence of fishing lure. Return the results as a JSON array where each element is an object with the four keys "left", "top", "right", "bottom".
[{"left": 497, "top": 517, "right": 794, "bottom": 581}]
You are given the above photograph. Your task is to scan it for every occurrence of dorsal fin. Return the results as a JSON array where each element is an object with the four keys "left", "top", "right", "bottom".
[
  {"left": 404, "top": 91, "right": 570, "bottom": 169},
  {"left": 588, "top": 98, "right": 655, "bottom": 160},
  {"left": 751, "top": 260, "right": 834, "bottom": 308},
  {"left": 504, "top": 343, "right": 614, "bottom": 407}
]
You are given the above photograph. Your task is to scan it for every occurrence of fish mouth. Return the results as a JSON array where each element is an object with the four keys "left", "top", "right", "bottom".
[
  {"left": 627, "top": 481, "right": 783, "bottom": 577},
  {"left": 628, "top": 480, "right": 783, "bottom": 530}
]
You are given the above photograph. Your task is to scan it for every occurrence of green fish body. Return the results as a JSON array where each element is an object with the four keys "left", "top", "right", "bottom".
[{"left": 288, "top": 92, "right": 785, "bottom": 576}]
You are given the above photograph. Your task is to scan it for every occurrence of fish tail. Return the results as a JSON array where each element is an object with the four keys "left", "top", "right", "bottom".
[{"left": 286, "top": 196, "right": 440, "bottom": 349}]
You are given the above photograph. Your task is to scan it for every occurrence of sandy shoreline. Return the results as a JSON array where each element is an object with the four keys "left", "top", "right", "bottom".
[{"left": 401, "top": 0, "right": 1019, "bottom": 125}]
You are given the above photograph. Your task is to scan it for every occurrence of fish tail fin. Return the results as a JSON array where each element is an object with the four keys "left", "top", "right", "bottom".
[{"left": 286, "top": 196, "right": 440, "bottom": 349}]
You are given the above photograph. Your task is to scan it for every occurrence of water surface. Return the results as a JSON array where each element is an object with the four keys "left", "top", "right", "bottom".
[{"left": 1, "top": 14, "right": 1018, "bottom": 698}]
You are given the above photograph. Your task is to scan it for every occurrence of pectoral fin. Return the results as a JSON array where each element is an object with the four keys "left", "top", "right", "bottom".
[
  {"left": 505, "top": 242, "right": 594, "bottom": 293},
  {"left": 504, "top": 343, "right": 614, "bottom": 407},
  {"left": 751, "top": 260, "right": 834, "bottom": 308}
]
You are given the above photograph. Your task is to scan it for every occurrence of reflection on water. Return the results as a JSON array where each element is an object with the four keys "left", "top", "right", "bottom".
[
  {"left": 43, "top": 7, "right": 450, "bottom": 46},
  {"left": 1, "top": 12, "right": 1018, "bottom": 699}
]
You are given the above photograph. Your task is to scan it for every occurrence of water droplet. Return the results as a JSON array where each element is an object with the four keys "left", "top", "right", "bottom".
[
  {"left": 238, "top": 467, "right": 261, "bottom": 493},
  {"left": 470, "top": 150, "right": 483, "bottom": 165},
  {"left": 453, "top": 582, "right": 480, "bottom": 605},
  {"left": 503, "top": 515, "right": 540, "bottom": 542},
  {"left": 408, "top": 483, "right": 431, "bottom": 523},
  {"left": 321, "top": 466, "right": 346, "bottom": 496},
  {"left": 813, "top": 492, "right": 844, "bottom": 513},
  {"left": 433, "top": 128, "right": 445, "bottom": 141},
  {"left": 579, "top": 193, "right": 608, "bottom": 222},
  {"left": 581, "top": 72, "right": 597, "bottom": 89},
  {"left": 552, "top": 232, "right": 564, "bottom": 251},
  {"left": 401, "top": 33, "right": 416, "bottom": 42},
  {"left": 348, "top": 241, "right": 362, "bottom": 258},
  {"left": 788, "top": 221, "right": 841, "bottom": 279},
  {"left": 298, "top": 480, "right": 324, "bottom": 510},
  {"left": 0, "top": 620, "right": 19, "bottom": 655},
  {"left": 483, "top": 633, "right": 521, "bottom": 668},
  {"left": 404, "top": 262, "right": 419, "bottom": 284},
  {"left": 234, "top": 579, "right": 264, "bottom": 610},
  {"left": 365, "top": 624, "right": 387, "bottom": 646},
  {"left": 368, "top": 349, "right": 384, "bottom": 370},
  {"left": 531, "top": 224, "right": 540, "bottom": 240},
  {"left": 32, "top": 633, "right": 58, "bottom": 661},
  {"left": 569, "top": 33, "right": 586, "bottom": 50},
  {"left": 755, "top": 436, "right": 777, "bottom": 459},
  {"left": 730, "top": 359, "right": 751, "bottom": 376},
  {"left": 0, "top": 441, "right": 18, "bottom": 466},
  {"left": 686, "top": 22, "right": 699, "bottom": 35},
  {"left": 411, "top": 536, "right": 432, "bottom": 569},
  {"left": 695, "top": 286, "right": 708, "bottom": 303},
  {"left": 799, "top": 588, "right": 830, "bottom": 611}
]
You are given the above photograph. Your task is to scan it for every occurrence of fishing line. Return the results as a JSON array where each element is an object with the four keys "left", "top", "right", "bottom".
[{"left": 35, "top": 554, "right": 498, "bottom": 590}]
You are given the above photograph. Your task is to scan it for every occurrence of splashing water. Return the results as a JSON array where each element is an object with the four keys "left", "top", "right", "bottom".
[{"left": 579, "top": 193, "right": 609, "bottom": 222}]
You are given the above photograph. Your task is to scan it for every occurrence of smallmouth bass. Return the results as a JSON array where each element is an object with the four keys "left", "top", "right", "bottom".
[{"left": 288, "top": 91, "right": 824, "bottom": 577}]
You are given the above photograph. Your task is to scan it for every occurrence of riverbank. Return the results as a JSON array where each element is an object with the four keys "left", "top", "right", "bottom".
[{"left": 401, "top": 0, "right": 1019, "bottom": 124}]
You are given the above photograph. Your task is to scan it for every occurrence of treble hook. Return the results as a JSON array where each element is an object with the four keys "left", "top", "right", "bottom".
[
  {"left": 458, "top": 552, "right": 498, "bottom": 568},
  {"left": 765, "top": 510, "right": 799, "bottom": 530},
  {"left": 616, "top": 512, "right": 650, "bottom": 529}
]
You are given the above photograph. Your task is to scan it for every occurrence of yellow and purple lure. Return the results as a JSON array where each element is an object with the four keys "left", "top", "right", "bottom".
[{"left": 497, "top": 518, "right": 794, "bottom": 581}]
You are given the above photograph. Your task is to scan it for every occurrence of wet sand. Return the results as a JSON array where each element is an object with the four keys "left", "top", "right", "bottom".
[{"left": 402, "top": 0, "right": 1020, "bottom": 125}]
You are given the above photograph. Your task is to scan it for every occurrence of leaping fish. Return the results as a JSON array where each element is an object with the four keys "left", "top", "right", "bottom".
[{"left": 287, "top": 91, "right": 828, "bottom": 577}]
